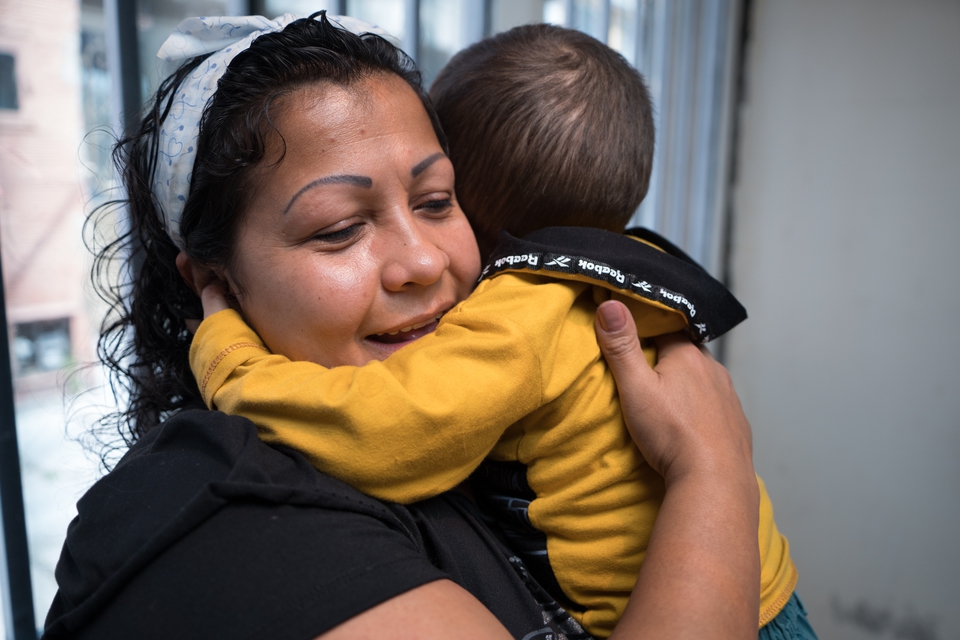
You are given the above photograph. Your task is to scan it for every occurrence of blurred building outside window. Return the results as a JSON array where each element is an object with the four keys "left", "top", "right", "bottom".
[
  {"left": 0, "top": 1, "right": 741, "bottom": 636},
  {"left": 0, "top": 1, "right": 104, "bottom": 635}
]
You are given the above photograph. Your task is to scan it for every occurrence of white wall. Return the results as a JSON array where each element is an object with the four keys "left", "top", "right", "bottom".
[{"left": 726, "top": 1, "right": 960, "bottom": 638}]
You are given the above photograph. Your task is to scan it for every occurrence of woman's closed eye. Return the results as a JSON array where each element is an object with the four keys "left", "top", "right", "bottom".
[
  {"left": 311, "top": 222, "right": 364, "bottom": 244},
  {"left": 416, "top": 197, "right": 453, "bottom": 216}
]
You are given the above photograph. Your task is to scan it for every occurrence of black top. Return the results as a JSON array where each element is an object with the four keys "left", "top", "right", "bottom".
[{"left": 43, "top": 409, "right": 590, "bottom": 640}]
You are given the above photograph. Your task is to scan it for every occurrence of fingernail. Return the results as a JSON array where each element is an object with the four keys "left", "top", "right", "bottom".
[{"left": 598, "top": 301, "right": 626, "bottom": 332}]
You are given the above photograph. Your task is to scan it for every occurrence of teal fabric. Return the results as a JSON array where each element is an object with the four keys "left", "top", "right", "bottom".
[{"left": 759, "top": 593, "right": 819, "bottom": 640}]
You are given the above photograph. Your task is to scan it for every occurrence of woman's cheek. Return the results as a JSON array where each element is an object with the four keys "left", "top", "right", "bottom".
[
  {"left": 303, "top": 254, "right": 382, "bottom": 330},
  {"left": 313, "top": 252, "right": 380, "bottom": 308},
  {"left": 451, "top": 222, "right": 482, "bottom": 288}
]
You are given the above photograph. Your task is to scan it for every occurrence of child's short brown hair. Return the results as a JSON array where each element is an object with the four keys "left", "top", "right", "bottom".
[{"left": 430, "top": 23, "right": 655, "bottom": 259}]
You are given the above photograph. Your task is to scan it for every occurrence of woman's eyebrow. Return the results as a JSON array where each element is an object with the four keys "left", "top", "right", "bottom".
[
  {"left": 411, "top": 152, "right": 447, "bottom": 178},
  {"left": 283, "top": 175, "right": 373, "bottom": 215}
]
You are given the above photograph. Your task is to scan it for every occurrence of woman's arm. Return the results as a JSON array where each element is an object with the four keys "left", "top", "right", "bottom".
[
  {"left": 318, "top": 580, "right": 514, "bottom": 640},
  {"left": 597, "top": 300, "right": 761, "bottom": 640},
  {"left": 314, "top": 300, "right": 760, "bottom": 640}
]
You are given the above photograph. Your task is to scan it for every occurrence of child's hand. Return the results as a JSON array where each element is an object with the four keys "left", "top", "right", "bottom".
[
  {"left": 595, "top": 300, "right": 754, "bottom": 486},
  {"left": 175, "top": 250, "right": 235, "bottom": 333},
  {"left": 200, "top": 280, "right": 231, "bottom": 318}
]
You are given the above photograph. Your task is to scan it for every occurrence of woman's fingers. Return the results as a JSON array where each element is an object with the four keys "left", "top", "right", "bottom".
[
  {"left": 596, "top": 300, "right": 674, "bottom": 475},
  {"left": 596, "top": 301, "right": 754, "bottom": 484},
  {"left": 595, "top": 299, "right": 660, "bottom": 420},
  {"left": 651, "top": 329, "right": 708, "bottom": 360},
  {"left": 649, "top": 332, "right": 754, "bottom": 483}
]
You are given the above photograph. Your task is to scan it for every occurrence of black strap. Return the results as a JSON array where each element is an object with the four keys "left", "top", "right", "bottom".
[{"left": 480, "top": 226, "right": 747, "bottom": 342}]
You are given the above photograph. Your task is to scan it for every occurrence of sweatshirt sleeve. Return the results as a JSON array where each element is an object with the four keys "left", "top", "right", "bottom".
[{"left": 189, "top": 275, "right": 589, "bottom": 503}]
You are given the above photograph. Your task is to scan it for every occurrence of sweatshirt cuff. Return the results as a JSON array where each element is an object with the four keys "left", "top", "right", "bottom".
[{"left": 190, "top": 309, "right": 269, "bottom": 408}]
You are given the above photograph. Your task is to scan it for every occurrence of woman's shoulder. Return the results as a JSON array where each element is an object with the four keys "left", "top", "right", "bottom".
[
  {"left": 101, "top": 407, "right": 406, "bottom": 533},
  {"left": 44, "top": 409, "right": 435, "bottom": 639},
  {"left": 44, "top": 409, "right": 575, "bottom": 640}
]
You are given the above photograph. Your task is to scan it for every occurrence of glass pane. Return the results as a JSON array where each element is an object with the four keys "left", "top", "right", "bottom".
[
  {"left": 0, "top": 0, "right": 111, "bottom": 627},
  {"left": 570, "top": 0, "right": 607, "bottom": 42},
  {"left": 264, "top": 0, "right": 343, "bottom": 16},
  {"left": 2, "top": 0, "right": 264, "bottom": 629},
  {"left": 346, "top": 0, "right": 408, "bottom": 48},
  {"left": 0, "top": 53, "right": 19, "bottom": 110},
  {"left": 609, "top": 0, "right": 641, "bottom": 65},
  {"left": 1, "top": 0, "right": 737, "bottom": 631},
  {"left": 542, "top": 0, "right": 566, "bottom": 26},
  {"left": 138, "top": 0, "right": 248, "bottom": 100},
  {"left": 419, "top": 0, "right": 484, "bottom": 86},
  {"left": 490, "top": 0, "right": 547, "bottom": 34}
]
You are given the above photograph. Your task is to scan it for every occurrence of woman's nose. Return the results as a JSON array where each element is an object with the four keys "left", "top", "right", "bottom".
[{"left": 380, "top": 215, "right": 451, "bottom": 292}]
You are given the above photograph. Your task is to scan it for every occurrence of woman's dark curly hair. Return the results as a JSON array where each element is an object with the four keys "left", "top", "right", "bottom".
[{"left": 91, "top": 13, "right": 445, "bottom": 452}]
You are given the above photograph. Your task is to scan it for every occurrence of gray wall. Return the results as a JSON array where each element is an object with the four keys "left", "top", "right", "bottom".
[{"left": 725, "top": 1, "right": 960, "bottom": 638}]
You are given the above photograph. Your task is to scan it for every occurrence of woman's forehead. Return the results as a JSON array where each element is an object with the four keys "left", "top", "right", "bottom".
[
  {"left": 243, "top": 74, "right": 447, "bottom": 219},
  {"left": 280, "top": 73, "right": 421, "bottom": 120},
  {"left": 266, "top": 76, "right": 441, "bottom": 169},
  {"left": 263, "top": 75, "right": 436, "bottom": 159}
]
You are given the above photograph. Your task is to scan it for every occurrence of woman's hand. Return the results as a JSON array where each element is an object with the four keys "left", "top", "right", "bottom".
[
  {"left": 595, "top": 300, "right": 754, "bottom": 485},
  {"left": 596, "top": 300, "right": 761, "bottom": 640}
]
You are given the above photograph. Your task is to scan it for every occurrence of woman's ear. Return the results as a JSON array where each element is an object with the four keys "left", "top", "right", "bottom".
[
  {"left": 176, "top": 251, "right": 235, "bottom": 297},
  {"left": 176, "top": 252, "right": 238, "bottom": 325},
  {"left": 175, "top": 251, "right": 208, "bottom": 297}
]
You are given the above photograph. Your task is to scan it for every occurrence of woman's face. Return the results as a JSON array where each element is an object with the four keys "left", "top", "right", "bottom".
[{"left": 224, "top": 75, "right": 481, "bottom": 367}]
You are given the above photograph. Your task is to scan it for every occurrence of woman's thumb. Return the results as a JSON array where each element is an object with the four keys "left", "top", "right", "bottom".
[{"left": 596, "top": 300, "right": 651, "bottom": 384}]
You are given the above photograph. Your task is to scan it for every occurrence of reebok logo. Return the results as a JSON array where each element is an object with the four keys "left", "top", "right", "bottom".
[
  {"left": 659, "top": 289, "right": 696, "bottom": 317},
  {"left": 577, "top": 259, "right": 626, "bottom": 284},
  {"left": 494, "top": 253, "right": 539, "bottom": 268}
]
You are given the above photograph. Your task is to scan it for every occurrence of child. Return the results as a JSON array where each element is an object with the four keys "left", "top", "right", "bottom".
[{"left": 190, "top": 23, "right": 799, "bottom": 638}]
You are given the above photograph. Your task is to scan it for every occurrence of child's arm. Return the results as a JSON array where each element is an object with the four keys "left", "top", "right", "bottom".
[{"left": 190, "top": 274, "right": 593, "bottom": 503}]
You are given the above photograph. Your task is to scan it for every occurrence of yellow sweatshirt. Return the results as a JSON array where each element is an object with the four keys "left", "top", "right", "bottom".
[{"left": 190, "top": 229, "right": 797, "bottom": 636}]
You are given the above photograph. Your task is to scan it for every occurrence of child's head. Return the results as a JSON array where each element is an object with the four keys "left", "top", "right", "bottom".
[{"left": 430, "top": 23, "right": 655, "bottom": 259}]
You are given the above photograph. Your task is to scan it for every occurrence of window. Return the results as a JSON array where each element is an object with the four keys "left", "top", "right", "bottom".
[
  {"left": 13, "top": 319, "right": 72, "bottom": 377},
  {"left": 0, "top": 53, "right": 17, "bottom": 110},
  {"left": 0, "top": 2, "right": 743, "bottom": 636}
]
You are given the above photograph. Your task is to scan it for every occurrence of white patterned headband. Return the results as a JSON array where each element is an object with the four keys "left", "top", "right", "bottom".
[{"left": 153, "top": 13, "right": 401, "bottom": 249}]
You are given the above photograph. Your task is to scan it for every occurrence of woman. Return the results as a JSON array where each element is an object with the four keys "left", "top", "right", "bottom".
[{"left": 43, "top": 14, "right": 760, "bottom": 639}]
